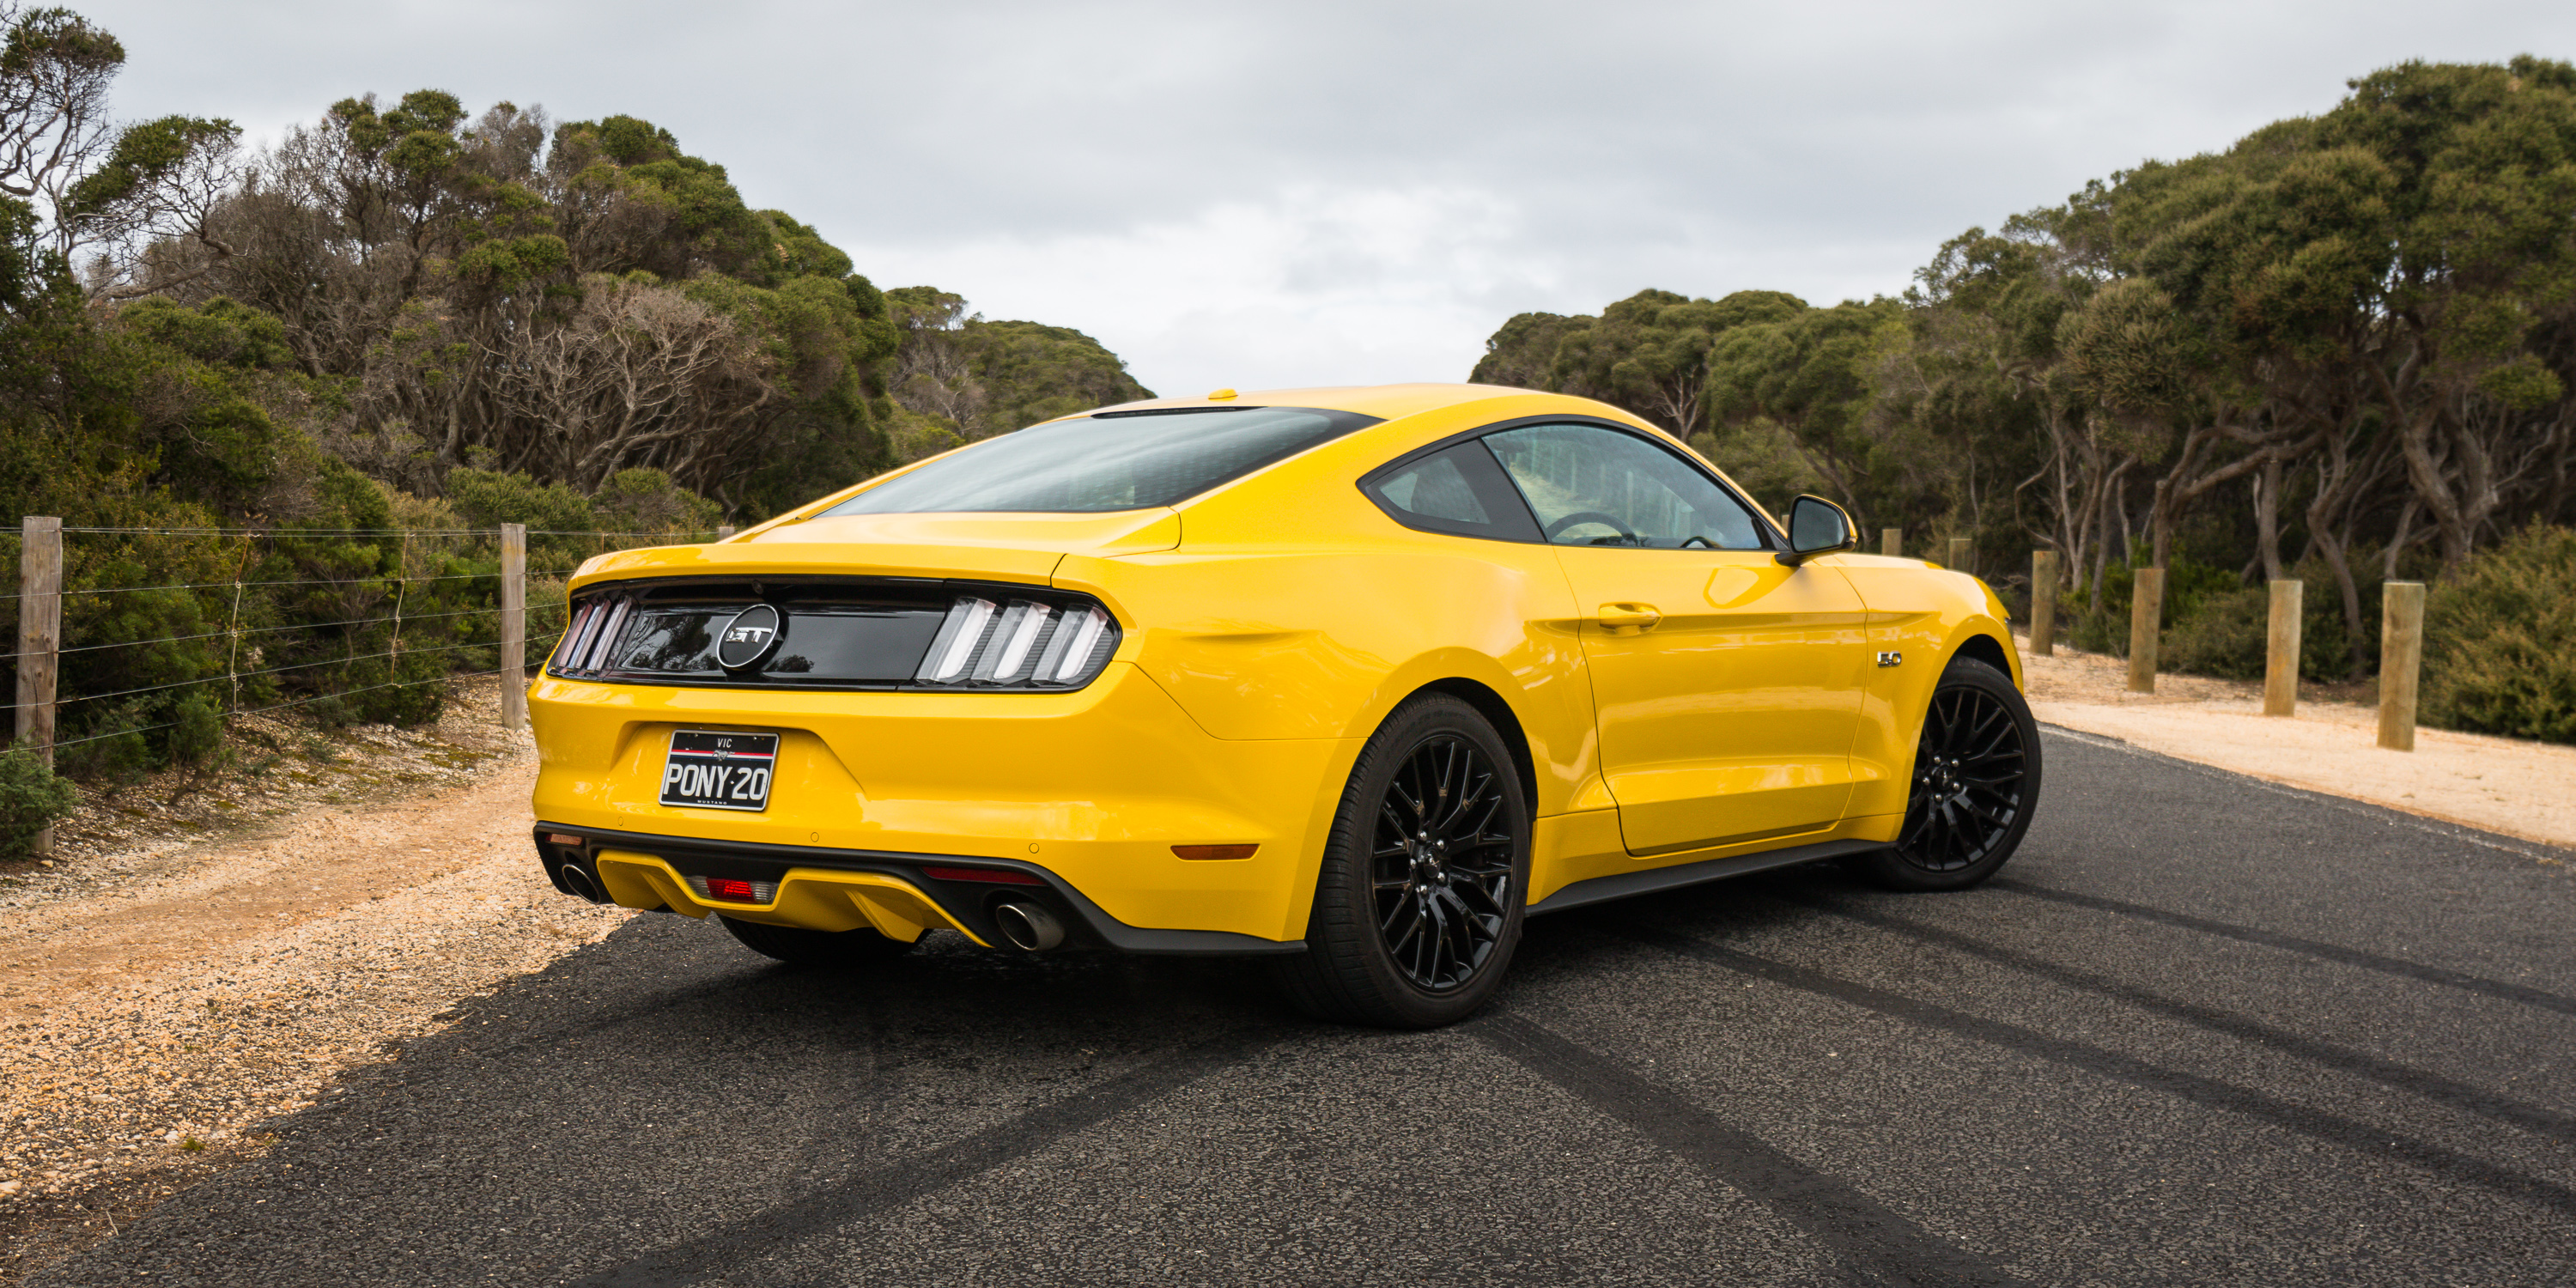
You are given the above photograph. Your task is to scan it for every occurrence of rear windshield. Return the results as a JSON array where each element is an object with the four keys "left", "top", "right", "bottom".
[{"left": 823, "top": 406, "right": 1379, "bottom": 515}]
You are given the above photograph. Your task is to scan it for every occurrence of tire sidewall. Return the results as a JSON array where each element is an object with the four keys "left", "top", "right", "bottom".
[{"left": 1315, "top": 696, "right": 1532, "bottom": 1026}]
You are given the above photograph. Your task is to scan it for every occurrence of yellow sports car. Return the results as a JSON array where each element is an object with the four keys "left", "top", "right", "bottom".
[{"left": 528, "top": 384, "right": 2039, "bottom": 1026}]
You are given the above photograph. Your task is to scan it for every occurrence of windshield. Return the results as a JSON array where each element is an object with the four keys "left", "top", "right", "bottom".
[{"left": 823, "top": 406, "right": 1380, "bottom": 515}]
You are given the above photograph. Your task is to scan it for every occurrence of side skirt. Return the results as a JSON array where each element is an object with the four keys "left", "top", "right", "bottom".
[{"left": 1524, "top": 838, "right": 1887, "bottom": 916}]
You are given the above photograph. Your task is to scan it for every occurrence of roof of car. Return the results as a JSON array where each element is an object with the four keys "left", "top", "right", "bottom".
[{"left": 1091, "top": 383, "right": 1589, "bottom": 422}]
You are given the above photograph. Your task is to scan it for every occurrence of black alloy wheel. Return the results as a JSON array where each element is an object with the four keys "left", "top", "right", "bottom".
[
  {"left": 1372, "top": 735, "right": 1517, "bottom": 991},
  {"left": 1851, "top": 655, "right": 2042, "bottom": 891},
  {"left": 1275, "top": 694, "right": 1531, "bottom": 1028}
]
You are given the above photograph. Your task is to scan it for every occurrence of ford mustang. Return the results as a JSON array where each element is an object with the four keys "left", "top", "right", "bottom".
[{"left": 527, "top": 384, "right": 2041, "bottom": 1027}]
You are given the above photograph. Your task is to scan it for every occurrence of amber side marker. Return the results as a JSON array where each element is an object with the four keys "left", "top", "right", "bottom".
[{"left": 1172, "top": 844, "right": 1259, "bottom": 860}]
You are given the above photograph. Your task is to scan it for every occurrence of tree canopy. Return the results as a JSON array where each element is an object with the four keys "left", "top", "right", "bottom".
[{"left": 1477, "top": 56, "right": 2576, "bottom": 673}]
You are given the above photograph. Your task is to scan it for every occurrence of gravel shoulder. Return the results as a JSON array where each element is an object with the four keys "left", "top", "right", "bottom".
[
  {"left": 0, "top": 685, "right": 630, "bottom": 1283},
  {"left": 2019, "top": 630, "right": 2576, "bottom": 852}
]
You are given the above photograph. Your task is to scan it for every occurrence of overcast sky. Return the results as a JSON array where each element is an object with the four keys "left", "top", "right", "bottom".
[{"left": 75, "top": 0, "right": 2576, "bottom": 396}]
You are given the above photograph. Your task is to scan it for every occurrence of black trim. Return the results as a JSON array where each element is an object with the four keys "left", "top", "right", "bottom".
[
  {"left": 1524, "top": 837, "right": 1886, "bottom": 915},
  {"left": 534, "top": 823, "right": 1309, "bottom": 957},
  {"left": 546, "top": 575, "right": 1121, "bottom": 696},
  {"left": 1357, "top": 439, "right": 1544, "bottom": 543},
  {"left": 1357, "top": 413, "right": 1784, "bottom": 550}
]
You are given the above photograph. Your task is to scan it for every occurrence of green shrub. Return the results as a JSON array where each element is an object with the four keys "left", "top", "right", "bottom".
[
  {"left": 2162, "top": 561, "right": 2365, "bottom": 683},
  {"left": 2422, "top": 525, "right": 2576, "bottom": 744},
  {"left": 2063, "top": 553, "right": 2241, "bottom": 658},
  {"left": 0, "top": 744, "right": 79, "bottom": 859},
  {"left": 167, "top": 695, "right": 223, "bottom": 769},
  {"left": 2162, "top": 586, "right": 2268, "bottom": 679}
]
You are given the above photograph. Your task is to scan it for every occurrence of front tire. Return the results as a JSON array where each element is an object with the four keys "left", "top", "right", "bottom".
[
  {"left": 1850, "top": 655, "right": 2042, "bottom": 891},
  {"left": 1273, "top": 695, "right": 1531, "bottom": 1028},
  {"left": 719, "top": 915, "right": 917, "bottom": 968}
]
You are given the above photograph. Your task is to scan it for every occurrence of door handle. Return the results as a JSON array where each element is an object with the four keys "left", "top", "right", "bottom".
[{"left": 1594, "top": 603, "right": 1662, "bottom": 635}]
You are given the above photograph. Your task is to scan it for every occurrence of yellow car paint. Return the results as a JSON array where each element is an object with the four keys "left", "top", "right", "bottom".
[{"left": 530, "top": 383, "right": 2021, "bottom": 946}]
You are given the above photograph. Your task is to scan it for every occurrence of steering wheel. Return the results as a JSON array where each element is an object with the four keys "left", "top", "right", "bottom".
[
  {"left": 1544, "top": 511, "right": 1638, "bottom": 545},
  {"left": 1678, "top": 534, "right": 1719, "bottom": 550}
]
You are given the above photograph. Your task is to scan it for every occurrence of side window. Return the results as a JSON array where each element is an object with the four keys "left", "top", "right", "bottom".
[
  {"left": 1360, "top": 440, "right": 1543, "bottom": 542},
  {"left": 1483, "top": 423, "right": 1767, "bottom": 550}
]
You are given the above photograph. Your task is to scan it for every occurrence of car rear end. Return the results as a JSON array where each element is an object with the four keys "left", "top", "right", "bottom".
[{"left": 526, "top": 404, "right": 1387, "bottom": 957}]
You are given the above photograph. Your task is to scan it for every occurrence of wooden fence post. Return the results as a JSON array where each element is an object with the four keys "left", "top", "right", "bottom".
[
  {"left": 1881, "top": 528, "right": 1901, "bottom": 557},
  {"left": 2127, "top": 567, "right": 2163, "bottom": 695},
  {"left": 15, "top": 516, "right": 61, "bottom": 856},
  {"left": 1945, "top": 536, "right": 1971, "bottom": 574},
  {"left": 500, "top": 523, "right": 526, "bottom": 732},
  {"left": 2030, "top": 550, "right": 2057, "bottom": 658},
  {"left": 2378, "top": 581, "right": 2425, "bottom": 751},
  {"left": 2263, "top": 580, "right": 2301, "bottom": 717}
]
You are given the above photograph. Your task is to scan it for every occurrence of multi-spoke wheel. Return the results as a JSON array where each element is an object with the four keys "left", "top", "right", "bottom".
[
  {"left": 1850, "top": 655, "right": 2042, "bottom": 891},
  {"left": 1274, "top": 695, "right": 1530, "bottom": 1027}
]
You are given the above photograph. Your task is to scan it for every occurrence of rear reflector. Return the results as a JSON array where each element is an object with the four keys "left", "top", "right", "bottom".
[
  {"left": 546, "top": 833, "right": 583, "bottom": 847},
  {"left": 920, "top": 865, "right": 1046, "bottom": 886},
  {"left": 685, "top": 875, "right": 778, "bottom": 904},
  {"left": 1171, "top": 844, "right": 1260, "bottom": 860}
]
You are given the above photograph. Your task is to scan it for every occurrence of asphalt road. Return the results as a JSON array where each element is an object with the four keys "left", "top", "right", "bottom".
[{"left": 33, "top": 729, "right": 2576, "bottom": 1286}]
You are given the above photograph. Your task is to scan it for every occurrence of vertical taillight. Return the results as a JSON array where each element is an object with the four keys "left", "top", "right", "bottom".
[{"left": 914, "top": 595, "right": 1117, "bottom": 689}]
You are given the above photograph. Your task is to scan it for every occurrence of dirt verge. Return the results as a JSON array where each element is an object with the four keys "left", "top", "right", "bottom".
[
  {"left": 0, "top": 681, "right": 629, "bottom": 1283},
  {"left": 2020, "top": 631, "right": 2576, "bottom": 854}
]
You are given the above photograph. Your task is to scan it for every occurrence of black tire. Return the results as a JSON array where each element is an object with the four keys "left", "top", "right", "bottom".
[
  {"left": 1273, "top": 694, "right": 1531, "bottom": 1028},
  {"left": 718, "top": 914, "right": 917, "bottom": 968},
  {"left": 1849, "top": 654, "right": 2042, "bottom": 891}
]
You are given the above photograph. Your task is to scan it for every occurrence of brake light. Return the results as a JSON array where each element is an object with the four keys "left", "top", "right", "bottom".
[
  {"left": 914, "top": 596, "right": 1118, "bottom": 689},
  {"left": 920, "top": 866, "right": 1047, "bottom": 886}
]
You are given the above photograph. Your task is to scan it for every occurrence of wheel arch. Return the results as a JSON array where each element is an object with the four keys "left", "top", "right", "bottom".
[
  {"left": 1951, "top": 629, "right": 2013, "bottom": 682},
  {"left": 1411, "top": 676, "right": 1541, "bottom": 820}
]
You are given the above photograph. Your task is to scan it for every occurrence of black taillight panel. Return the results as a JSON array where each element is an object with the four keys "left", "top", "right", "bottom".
[{"left": 548, "top": 576, "right": 1121, "bottom": 692}]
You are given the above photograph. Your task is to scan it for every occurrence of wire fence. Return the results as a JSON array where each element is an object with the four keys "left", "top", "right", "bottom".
[{"left": 5, "top": 519, "right": 723, "bottom": 778}]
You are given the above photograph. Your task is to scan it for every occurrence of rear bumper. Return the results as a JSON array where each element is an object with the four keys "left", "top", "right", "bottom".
[
  {"left": 534, "top": 825, "right": 1306, "bottom": 955},
  {"left": 527, "top": 662, "right": 1358, "bottom": 944}
]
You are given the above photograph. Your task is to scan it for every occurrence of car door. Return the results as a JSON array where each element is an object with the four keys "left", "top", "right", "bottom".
[{"left": 1482, "top": 422, "right": 1873, "bottom": 856}]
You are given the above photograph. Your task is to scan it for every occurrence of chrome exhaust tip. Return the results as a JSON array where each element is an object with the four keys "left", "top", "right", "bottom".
[
  {"left": 558, "top": 862, "right": 609, "bottom": 904},
  {"left": 992, "top": 901, "right": 1066, "bottom": 952}
]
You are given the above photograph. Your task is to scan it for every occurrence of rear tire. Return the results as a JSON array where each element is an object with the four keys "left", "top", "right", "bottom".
[
  {"left": 1848, "top": 655, "right": 2042, "bottom": 892},
  {"left": 719, "top": 915, "right": 917, "bottom": 968},
  {"left": 1273, "top": 695, "right": 1531, "bottom": 1029}
]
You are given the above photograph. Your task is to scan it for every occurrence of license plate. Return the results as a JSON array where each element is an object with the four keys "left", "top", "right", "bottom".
[{"left": 659, "top": 730, "right": 778, "bottom": 811}]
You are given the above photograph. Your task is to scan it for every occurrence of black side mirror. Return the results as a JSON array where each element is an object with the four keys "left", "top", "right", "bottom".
[{"left": 1777, "top": 495, "right": 1856, "bottom": 566}]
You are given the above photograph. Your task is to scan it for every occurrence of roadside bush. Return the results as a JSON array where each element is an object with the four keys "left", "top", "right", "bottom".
[
  {"left": 0, "top": 744, "right": 79, "bottom": 859},
  {"left": 167, "top": 695, "right": 224, "bottom": 769},
  {"left": 2162, "top": 558, "right": 2366, "bottom": 683},
  {"left": 2162, "top": 586, "right": 2268, "bottom": 679},
  {"left": 2063, "top": 555, "right": 2240, "bottom": 658},
  {"left": 2422, "top": 525, "right": 2576, "bottom": 744}
]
